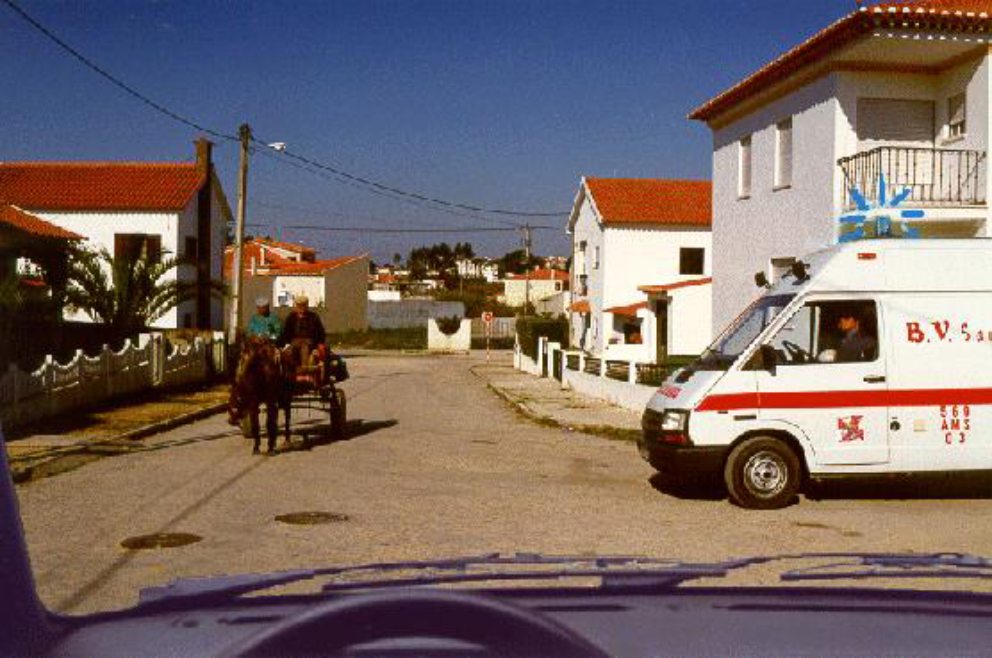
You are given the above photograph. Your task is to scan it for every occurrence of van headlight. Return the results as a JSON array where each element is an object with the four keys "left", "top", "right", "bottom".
[{"left": 661, "top": 410, "right": 688, "bottom": 432}]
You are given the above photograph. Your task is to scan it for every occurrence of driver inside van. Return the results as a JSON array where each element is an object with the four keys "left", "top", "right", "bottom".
[{"left": 818, "top": 307, "right": 876, "bottom": 363}]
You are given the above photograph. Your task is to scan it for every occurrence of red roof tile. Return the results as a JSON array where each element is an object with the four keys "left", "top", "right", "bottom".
[
  {"left": 273, "top": 258, "right": 353, "bottom": 276},
  {"left": 0, "top": 204, "right": 82, "bottom": 240},
  {"left": 690, "top": 2, "right": 992, "bottom": 123},
  {"left": 585, "top": 178, "right": 711, "bottom": 226},
  {"left": 0, "top": 162, "right": 205, "bottom": 212},
  {"left": 255, "top": 237, "right": 315, "bottom": 255},
  {"left": 509, "top": 269, "right": 569, "bottom": 281},
  {"left": 638, "top": 277, "right": 713, "bottom": 294},
  {"left": 604, "top": 301, "right": 649, "bottom": 317}
]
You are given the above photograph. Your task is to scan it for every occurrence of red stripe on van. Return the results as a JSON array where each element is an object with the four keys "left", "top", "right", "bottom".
[{"left": 696, "top": 388, "right": 992, "bottom": 412}]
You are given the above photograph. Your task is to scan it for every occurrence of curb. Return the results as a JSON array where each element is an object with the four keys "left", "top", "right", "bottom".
[
  {"left": 9, "top": 401, "right": 229, "bottom": 484},
  {"left": 470, "top": 365, "right": 640, "bottom": 443}
]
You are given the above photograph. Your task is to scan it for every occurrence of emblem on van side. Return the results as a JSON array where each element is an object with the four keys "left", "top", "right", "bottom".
[
  {"left": 658, "top": 385, "right": 681, "bottom": 399},
  {"left": 837, "top": 415, "right": 865, "bottom": 442},
  {"left": 838, "top": 174, "right": 923, "bottom": 243}
]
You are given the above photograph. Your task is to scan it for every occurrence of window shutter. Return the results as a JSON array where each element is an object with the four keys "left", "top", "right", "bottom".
[
  {"left": 145, "top": 235, "right": 162, "bottom": 264},
  {"left": 857, "top": 98, "right": 934, "bottom": 149}
]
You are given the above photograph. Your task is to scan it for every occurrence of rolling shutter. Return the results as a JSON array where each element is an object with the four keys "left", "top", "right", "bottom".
[{"left": 857, "top": 98, "right": 934, "bottom": 149}]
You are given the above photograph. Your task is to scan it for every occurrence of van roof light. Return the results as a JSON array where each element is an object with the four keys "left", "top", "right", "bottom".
[
  {"left": 858, "top": 252, "right": 877, "bottom": 260},
  {"left": 754, "top": 271, "right": 769, "bottom": 288},
  {"left": 790, "top": 260, "right": 809, "bottom": 282}
]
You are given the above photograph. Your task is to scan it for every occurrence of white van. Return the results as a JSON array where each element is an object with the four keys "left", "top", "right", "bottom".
[{"left": 640, "top": 239, "right": 992, "bottom": 509}]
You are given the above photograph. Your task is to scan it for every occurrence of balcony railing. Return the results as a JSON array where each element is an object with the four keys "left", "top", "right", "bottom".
[{"left": 838, "top": 147, "right": 986, "bottom": 210}]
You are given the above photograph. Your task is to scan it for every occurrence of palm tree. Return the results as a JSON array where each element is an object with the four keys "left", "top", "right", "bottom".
[{"left": 64, "top": 245, "right": 214, "bottom": 341}]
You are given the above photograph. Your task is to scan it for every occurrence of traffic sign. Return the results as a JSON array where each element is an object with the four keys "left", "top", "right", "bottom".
[{"left": 482, "top": 311, "right": 494, "bottom": 323}]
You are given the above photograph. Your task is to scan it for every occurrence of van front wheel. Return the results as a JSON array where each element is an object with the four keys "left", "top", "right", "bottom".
[{"left": 724, "top": 437, "right": 801, "bottom": 510}]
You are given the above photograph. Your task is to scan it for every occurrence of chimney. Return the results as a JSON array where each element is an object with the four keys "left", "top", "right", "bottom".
[{"left": 194, "top": 137, "right": 214, "bottom": 176}]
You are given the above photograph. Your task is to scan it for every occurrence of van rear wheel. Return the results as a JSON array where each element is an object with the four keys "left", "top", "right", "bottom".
[{"left": 724, "top": 437, "right": 801, "bottom": 510}]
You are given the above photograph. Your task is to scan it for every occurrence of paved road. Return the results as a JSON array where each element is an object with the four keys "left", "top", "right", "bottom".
[{"left": 15, "top": 353, "right": 992, "bottom": 614}]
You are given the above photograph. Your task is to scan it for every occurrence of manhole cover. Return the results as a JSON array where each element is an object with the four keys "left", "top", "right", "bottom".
[
  {"left": 275, "top": 511, "right": 349, "bottom": 525},
  {"left": 121, "top": 532, "right": 203, "bottom": 550}
]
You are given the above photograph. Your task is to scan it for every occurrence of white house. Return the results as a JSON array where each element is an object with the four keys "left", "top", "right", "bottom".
[
  {"left": 567, "top": 177, "right": 712, "bottom": 362},
  {"left": 502, "top": 269, "right": 568, "bottom": 307},
  {"left": 0, "top": 139, "right": 231, "bottom": 329},
  {"left": 226, "top": 240, "right": 369, "bottom": 333},
  {"left": 457, "top": 257, "right": 499, "bottom": 282},
  {"left": 690, "top": 2, "right": 992, "bottom": 334}
]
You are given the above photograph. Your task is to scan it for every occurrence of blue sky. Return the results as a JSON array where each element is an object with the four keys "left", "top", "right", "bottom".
[{"left": 1, "top": 0, "right": 860, "bottom": 262}]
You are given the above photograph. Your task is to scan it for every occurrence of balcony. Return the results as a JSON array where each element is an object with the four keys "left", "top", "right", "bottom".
[{"left": 838, "top": 147, "right": 986, "bottom": 210}]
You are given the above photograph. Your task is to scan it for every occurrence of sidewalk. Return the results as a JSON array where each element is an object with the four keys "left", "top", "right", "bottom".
[
  {"left": 470, "top": 353, "right": 642, "bottom": 441},
  {"left": 4, "top": 384, "right": 230, "bottom": 484}
]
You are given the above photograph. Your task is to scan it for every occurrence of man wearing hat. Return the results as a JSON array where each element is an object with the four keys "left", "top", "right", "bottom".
[
  {"left": 246, "top": 297, "right": 282, "bottom": 342},
  {"left": 278, "top": 295, "right": 326, "bottom": 376}
]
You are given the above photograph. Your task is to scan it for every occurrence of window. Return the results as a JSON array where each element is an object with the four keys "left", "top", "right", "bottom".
[
  {"left": 114, "top": 233, "right": 161, "bottom": 264},
  {"left": 769, "top": 257, "right": 796, "bottom": 283},
  {"left": 764, "top": 300, "right": 878, "bottom": 366},
  {"left": 948, "top": 93, "right": 966, "bottom": 139},
  {"left": 679, "top": 247, "right": 705, "bottom": 275},
  {"left": 185, "top": 237, "right": 198, "bottom": 261},
  {"left": 774, "top": 118, "right": 792, "bottom": 189},
  {"left": 738, "top": 135, "right": 752, "bottom": 198},
  {"left": 593, "top": 246, "right": 600, "bottom": 269}
]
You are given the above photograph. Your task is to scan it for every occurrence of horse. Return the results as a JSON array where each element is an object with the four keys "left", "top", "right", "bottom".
[{"left": 228, "top": 336, "right": 292, "bottom": 454}]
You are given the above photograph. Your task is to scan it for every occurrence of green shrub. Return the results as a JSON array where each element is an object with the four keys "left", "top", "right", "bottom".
[
  {"left": 516, "top": 316, "right": 568, "bottom": 359},
  {"left": 435, "top": 315, "right": 463, "bottom": 336}
]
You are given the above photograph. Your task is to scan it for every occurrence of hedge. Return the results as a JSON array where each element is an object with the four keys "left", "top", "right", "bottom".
[{"left": 516, "top": 316, "right": 568, "bottom": 359}]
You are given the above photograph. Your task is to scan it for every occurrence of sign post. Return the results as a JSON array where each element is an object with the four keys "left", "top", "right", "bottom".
[{"left": 482, "top": 311, "right": 494, "bottom": 362}]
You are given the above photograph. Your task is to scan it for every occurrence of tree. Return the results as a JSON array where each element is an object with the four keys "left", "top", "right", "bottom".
[
  {"left": 392, "top": 252, "right": 402, "bottom": 267},
  {"left": 498, "top": 249, "right": 540, "bottom": 277},
  {"left": 64, "top": 245, "right": 214, "bottom": 341}
]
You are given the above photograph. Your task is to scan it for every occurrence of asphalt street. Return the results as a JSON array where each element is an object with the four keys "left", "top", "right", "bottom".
[{"left": 14, "top": 353, "right": 992, "bottom": 614}]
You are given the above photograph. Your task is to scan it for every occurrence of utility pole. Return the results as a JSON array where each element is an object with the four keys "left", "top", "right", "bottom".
[
  {"left": 522, "top": 224, "right": 532, "bottom": 314},
  {"left": 228, "top": 123, "right": 252, "bottom": 344}
]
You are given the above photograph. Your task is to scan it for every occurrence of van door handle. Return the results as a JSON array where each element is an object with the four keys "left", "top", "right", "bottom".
[{"left": 863, "top": 375, "right": 886, "bottom": 383}]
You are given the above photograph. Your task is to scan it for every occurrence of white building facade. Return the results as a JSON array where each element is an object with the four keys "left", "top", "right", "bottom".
[
  {"left": 0, "top": 140, "right": 231, "bottom": 329},
  {"left": 567, "top": 177, "right": 713, "bottom": 362},
  {"left": 502, "top": 269, "right": 568, "bottom": 307},
  {"left": 691, "top": 4, "right": 992, "bottom": 333}
]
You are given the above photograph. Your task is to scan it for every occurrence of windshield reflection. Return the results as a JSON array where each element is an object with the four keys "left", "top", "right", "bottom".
[{"left": 694, "top": 294, "right": 795, "bottom": 371}]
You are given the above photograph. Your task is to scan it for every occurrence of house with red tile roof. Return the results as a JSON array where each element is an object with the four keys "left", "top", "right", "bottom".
[
  {"left": 565, "top": 177, "right": 712, "bottom": 362},
  {"left": 502, "top": 268, "right": 569, "bottom": 309},
  {"left": 0, "top": 139, "right": 232, "bottom": 329},
  {"left": 690, "top": 1, "right": 992, "bottom": 333},
  {"left": 225, "top": 238, "right": 370, "bottom": 333}
]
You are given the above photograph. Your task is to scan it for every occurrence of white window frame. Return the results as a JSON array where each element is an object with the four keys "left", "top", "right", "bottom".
[
  {"left": 774, "top": 117, "right": 793, "bottom": 190},
  {"left": 738, "top": 135, "right": 752, "bottom": 199},
  {"left": 947, "top": 92, "right": 966, "bottom": 140}
]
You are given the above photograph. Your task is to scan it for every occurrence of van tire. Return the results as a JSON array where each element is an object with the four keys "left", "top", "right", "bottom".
[{"left": 724, "top": 437, "right": 801, "bottom": 510}]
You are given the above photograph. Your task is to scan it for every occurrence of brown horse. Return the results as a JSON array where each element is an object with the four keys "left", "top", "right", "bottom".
[{"left": 228, "top": 336, "right": 291, "bottom": 454}]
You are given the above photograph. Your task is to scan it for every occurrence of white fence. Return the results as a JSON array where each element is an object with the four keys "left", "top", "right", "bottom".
[
  {"left": 514, "top": 337, "right": 663, "bottom": 412},
  {"left": 0, "top": 332, "right": 225, "bottom": 431}
]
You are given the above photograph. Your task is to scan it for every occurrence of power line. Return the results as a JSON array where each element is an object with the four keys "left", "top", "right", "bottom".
[
  {"left": 284, "top": 225, "right": 556, "bottom": 234},
  {"left": 2, "top": 0, "right": 571, "bottom": 220}
]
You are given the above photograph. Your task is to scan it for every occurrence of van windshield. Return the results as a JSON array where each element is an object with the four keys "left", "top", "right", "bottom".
[{"left": 694, "top": 294, "right": 795, "bottom": 371}]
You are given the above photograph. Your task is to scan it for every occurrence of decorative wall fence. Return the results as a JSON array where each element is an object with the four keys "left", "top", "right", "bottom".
[
  {"left": 470, "top": 316, "right": 516, "bottom": 339},
  {"left": 514, "top": 336, "right": 681, "bottom": 412},
  {"left": 0, "top": 332, "right": 225, "bottom": 431}
]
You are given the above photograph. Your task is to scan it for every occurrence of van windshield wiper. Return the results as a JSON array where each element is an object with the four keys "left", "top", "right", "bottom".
[
  {"left": 136, "top": 553, "right": 762, "bottom": 606},
  {"left": 135, "top": 552, "right": 992, "bottom": 607},
  {"left": 780, "top": 552, "right": 992, "bottom": 582}
]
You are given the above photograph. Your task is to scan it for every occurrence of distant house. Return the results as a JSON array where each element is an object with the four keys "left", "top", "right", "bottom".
[
  {"left": 690, "top": 2, "right": 992, "bottom": 333},
  {"left": 502, "top": 269, "right": 569, "bottom": 308},
  {"left": 0, "top": 139, "right": 231, "bottom": 329},
  {"left": 566, "top": 177, "right": 712, "bottom": 363},
  {"left": 225, "top": 238, "right": 369, "bottom": 333},
  {"left": 0, "top": 203, "right": 82, "bottom": 298},
  {"left": 456, "top": 257, "right": 499, "bottom": 283}
]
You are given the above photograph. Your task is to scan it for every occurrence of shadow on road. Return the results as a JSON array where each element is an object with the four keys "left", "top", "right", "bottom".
[
  {"left": 807, "top": 474, "right": 992, "bottom": 501},
  {"left": 649, "top": 473, "right": 726, "bottom": 502},
  {"left": 273, "top": 419, "right": 398, "bottom": 453}
]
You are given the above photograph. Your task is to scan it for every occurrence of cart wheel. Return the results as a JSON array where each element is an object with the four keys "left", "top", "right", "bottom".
[
  {"left": 330, "top": 388, "right": 347, "bottom": 439},
  {"left": 241, "top": 416, "right": 253, "bottom": 439}
]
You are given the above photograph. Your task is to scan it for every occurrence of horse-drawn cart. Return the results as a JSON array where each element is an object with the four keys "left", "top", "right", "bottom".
[{"left": 236, "top": 343, "right": 348, "bottom": 446}]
